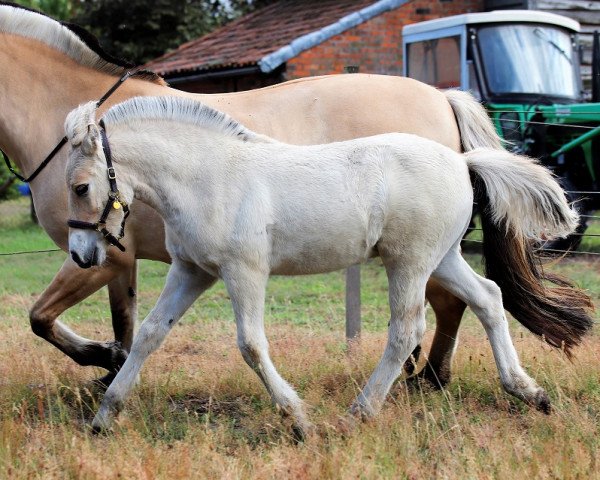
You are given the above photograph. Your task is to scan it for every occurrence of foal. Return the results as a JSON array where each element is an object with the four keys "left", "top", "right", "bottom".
[{"left": 65, "top": 97, "right": 582, "bottom": 435}]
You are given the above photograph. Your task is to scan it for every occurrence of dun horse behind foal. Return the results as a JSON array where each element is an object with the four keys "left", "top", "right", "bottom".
[
  {"left": 66, "top": 98, "right": 585, "bottom": 435},
  {"left": 2, "top": 3, "right": 592, "bottom": 390}
]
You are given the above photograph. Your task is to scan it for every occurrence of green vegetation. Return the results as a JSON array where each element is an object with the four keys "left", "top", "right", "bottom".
[
  {"left": 10, "top": 0, "right": 269, "bottom": 64},
  {"left": 0, "top": 198, "right": 599, "bottom": 478}
]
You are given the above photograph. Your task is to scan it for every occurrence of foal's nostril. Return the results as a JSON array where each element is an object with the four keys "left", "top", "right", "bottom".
[{"left": 71, "top": 250, "right": 93, "bottom": 269}]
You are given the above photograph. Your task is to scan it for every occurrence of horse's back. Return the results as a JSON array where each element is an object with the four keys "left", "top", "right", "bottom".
[
  {"left": 192, "top": 74, "right": 461, "bottom": 151},
  {"left": 246, "top": 133, "right": 470, "bottom": 274}
]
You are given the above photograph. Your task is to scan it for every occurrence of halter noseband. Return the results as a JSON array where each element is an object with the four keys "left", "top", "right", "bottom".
[{"left": 67, "top": 120, "right": 130, "bottom": 252}]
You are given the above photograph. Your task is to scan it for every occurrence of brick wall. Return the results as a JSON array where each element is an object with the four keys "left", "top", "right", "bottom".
[{"left": 286, "top": 0, "right": 484, "bottom": 79}]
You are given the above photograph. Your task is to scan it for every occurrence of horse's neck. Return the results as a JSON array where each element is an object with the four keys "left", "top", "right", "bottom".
[
  {"left": 114, "top": 127, "right": 234, "bottom": 216},
  {"left": 0, "top": 35, "right": 170, "bottom": 180}
]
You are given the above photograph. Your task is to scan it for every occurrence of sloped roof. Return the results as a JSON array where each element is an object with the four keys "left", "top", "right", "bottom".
[{"left": 146, "top": 0, "right": 408, "bottom": 78}]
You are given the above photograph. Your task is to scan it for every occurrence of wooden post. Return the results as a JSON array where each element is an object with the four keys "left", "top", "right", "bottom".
[
  {"left": 345, "top": 264, "right": 361, "bottom": 342},
  {"left": 343, "top": 65, "right": 361, "bottom": 345}
]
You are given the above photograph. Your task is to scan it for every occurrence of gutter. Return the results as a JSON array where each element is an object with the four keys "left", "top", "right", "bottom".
[
  {"left": 165, "top": 65, "right": 262, "bottom": 85},
  {"left": 258, "top": 0, "right": 410, "bottom": 73}
]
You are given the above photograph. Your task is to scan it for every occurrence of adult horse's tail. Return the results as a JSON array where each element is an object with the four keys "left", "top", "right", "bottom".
[
  {"left": 444, "top": 89, "right": 503, "bottom": 151},
  {"left": 465, "top": 148, "right": 595, "bottom": 356}
]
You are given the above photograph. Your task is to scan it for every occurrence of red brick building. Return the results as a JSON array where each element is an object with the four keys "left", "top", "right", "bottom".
[{"left": 146, "top": 0, "right": 484, "bottom": 93}]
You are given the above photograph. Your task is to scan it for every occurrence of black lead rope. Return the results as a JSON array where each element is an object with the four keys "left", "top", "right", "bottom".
[
  {"left": 67, "top": 121, "right": 130, "bottom": 252},
  {"left": 1, "top": 70, "right": 133, "bottom": 183}
]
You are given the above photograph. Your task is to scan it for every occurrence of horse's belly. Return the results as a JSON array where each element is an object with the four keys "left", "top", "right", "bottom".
[{"left": 268, "top": 229, "right": 377, "bottom": 275}]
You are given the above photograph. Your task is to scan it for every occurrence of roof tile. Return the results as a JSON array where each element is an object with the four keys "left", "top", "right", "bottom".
[{"left": 146, "top": 0, "right": 377, "bottom": 77}]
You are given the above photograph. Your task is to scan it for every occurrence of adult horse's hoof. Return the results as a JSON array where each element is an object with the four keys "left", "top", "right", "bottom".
[
  {"left": 107, "top": 341, "right": 128, "bottom": 372},
  {"left": 91, "top": 372, "right": 117, "bottom": 391},
  {"left": 403, "top": 344, "right": 422, "bottom": 376},
  {"left": 405, "top": 364, "right": 450, "bottom": 391}
]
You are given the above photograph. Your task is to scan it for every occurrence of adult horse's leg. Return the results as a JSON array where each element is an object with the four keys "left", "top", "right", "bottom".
[
  {"left": 107, "top": 260, "right": 138, "bottom": 351},
  {"left": 351, "top": 260, "right": 428, "bottom": 418},
  {"left": 223, "top": 263, "right": 313, "bottom": 438},
  {"left": 29, "top": 257, "right": 132, "bottom": 374},
  {"left": 407, "top": 280, "right": 467, "bottom": 387},
  {"left": 92, "top": 261, "right": 216, "bottom": 432},
  {"left": 94, "top": 261, "right": 139, "bottom": 386},
  {"left": 431, "top": 247, "right": 550, "bottom": 411}
]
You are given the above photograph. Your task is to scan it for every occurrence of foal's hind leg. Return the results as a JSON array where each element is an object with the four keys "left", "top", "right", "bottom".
[
  {"left": 222, "top": 263, "right": 313, "bottom": 438},
  {"left": 351, "top": 261, "right": 428, "bottom": 418},
  {"left": 432, "top": 248, "right": 550, "bottom": 412}
]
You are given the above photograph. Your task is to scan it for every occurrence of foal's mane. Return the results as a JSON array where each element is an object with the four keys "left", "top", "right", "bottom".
[
  {"left": 0, "top": 2, "right": 164, "bottom": 85},
  {"left": 103, "top": 97, "right": 259, "bottom": 142}
]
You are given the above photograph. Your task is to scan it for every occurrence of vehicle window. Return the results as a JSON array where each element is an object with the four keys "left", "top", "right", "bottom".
[
  {"left": 406, "top": 36, "right": 461, "bottom": 89},
  {"left": 477, "top": 25, "right": 578, "bottom": 98}
]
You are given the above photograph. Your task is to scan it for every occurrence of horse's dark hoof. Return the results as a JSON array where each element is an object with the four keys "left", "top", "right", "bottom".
[
  {"left": 403, "top": 345, "right": 422, "bottom": 376},
  {"left": 108, "top": 341, "right": 128, "bottom": 371},
  {"left": 89, "top": 421, "right": 110, "bottom": 436},
  {"left": 405, "top": 366, "right": 449, "bottom": 392},
  {"left": 91, "top": 372, "right": 117, "bottom": 390},
  {"left": 535, "top": 390, "right": 552, "bottom": 415}
]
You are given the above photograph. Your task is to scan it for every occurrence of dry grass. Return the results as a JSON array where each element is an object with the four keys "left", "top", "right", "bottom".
[
  {"left": 1, "top": 288, "right": 599, "bottom": 478},
  {"left": 0, "top": 199, "right": 599, "bottom": 479}
]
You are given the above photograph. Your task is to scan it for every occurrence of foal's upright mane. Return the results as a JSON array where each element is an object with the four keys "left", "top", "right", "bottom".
[
  {"left": 102, "top": 97, "right": 260, "bottom": 142},
  {"left": 0, "top": 2, "right": 164, "bottom": 84}
]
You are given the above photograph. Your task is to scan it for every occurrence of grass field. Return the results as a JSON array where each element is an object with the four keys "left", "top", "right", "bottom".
[{"left": 0, "top": 197, "right": 599, "bottom": 479}]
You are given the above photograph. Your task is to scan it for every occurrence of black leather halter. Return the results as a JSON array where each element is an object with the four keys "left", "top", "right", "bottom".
[
  {"left": 1, "top": 70, "right": 132, "bottom": 183},
  {"left": 67, "top": 121, "right": 130, "bottom": 252}
]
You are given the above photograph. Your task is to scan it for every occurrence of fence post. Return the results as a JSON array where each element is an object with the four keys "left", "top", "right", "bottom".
[
  {"left": 343, "top": 65, "right": 361, "bottom": 346},
  {"left": 345, "top": 264, "right": 361, "bottom": 342}
]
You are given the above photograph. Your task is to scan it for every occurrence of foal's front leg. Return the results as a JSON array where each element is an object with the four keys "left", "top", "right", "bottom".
[
  {"left": 92, "top": 261, "right": 216, "bottom": 432},
  {"left": 222, "top": 263, "right": 313, "bottom": 438}
]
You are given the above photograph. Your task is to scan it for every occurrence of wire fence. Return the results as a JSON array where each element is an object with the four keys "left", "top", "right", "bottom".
[{"left": 0, "top": 117, "right": 600, "bottom": 257}]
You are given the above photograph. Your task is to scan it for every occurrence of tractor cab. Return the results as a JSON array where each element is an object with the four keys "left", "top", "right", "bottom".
[
  {"left": 402, "top": 10, "right": 582, "bottom": 104},
  {"left": 403, "top": 11, "right": 600, "bottom": 250}
]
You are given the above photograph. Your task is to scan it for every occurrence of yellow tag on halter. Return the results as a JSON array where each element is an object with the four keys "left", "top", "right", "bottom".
[{"left": 113, "top": 201, "right": 121, "bottom": 210}]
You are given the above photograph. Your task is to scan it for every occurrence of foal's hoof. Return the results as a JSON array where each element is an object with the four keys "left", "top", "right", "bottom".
[
  {"left": 332, "top": 414, "right": 359, "bottom": 437},
  {"left": 291, "top": 421, "right": 316, "bottom": 443},
  {"left": 534, "top": 390, "right": 552, "bottom": 415}
]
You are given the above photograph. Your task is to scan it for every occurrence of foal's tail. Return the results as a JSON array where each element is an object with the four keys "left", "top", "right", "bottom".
[
  {"left": 444, "top": 89, "right": 504, "bottom": 151},
  {"left": 465, "top": 148, "right": 595, "bottom": 356}
]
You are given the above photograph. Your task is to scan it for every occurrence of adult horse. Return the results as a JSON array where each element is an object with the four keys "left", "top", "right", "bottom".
[
  {"left": 0, "top": 3, "right": 592, "bottom": 388},
  {"left": 65, "top": 97, "right": 580, "bottom": 434}
]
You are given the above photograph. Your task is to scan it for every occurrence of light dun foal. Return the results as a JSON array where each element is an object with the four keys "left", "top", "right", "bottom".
[{"left": 66, "top": 97, "right": 579, "bottom": 436}]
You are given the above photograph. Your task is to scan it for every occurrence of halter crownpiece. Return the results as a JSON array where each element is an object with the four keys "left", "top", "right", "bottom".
[
  {"left": 1, "top": 70, "right": 133, "bottom": 183},
  {"left": 67, "top": 121, "right": 130, "bottom": 252}
]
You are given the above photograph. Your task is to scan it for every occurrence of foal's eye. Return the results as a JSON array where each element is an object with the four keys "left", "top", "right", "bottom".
[{"left": 74, "top": 184, "right": 89, "bottom": 196}]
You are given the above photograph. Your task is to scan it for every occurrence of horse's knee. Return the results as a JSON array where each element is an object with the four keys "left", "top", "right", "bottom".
[
  {"left": 238, "top": 339, "right": 262, "bottom": 368},
  {"left": 468, "top": 279, "right": 503, "bottom": 324},
  {"left": 29, "top": 304, "right": 53, "bottom": 338}
]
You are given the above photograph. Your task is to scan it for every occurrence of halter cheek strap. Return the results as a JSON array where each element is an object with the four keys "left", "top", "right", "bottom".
[{"left": 67, "top": 122, "right": 130, "bottom": 252}]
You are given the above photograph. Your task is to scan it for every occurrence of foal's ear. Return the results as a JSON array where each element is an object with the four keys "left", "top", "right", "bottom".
[{"left": 82, "top": 123, "right": 100, "bottom": 156}]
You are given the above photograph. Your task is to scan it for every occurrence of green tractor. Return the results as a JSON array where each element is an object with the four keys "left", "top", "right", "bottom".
[{"left": 403, "top": 10, "right": 600, "bottom": 250}]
